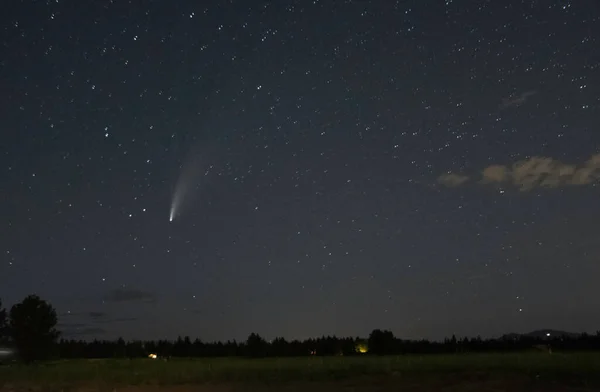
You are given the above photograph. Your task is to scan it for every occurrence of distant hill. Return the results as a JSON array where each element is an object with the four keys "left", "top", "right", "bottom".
[{"left": 501, "top": 329, "right": 581, "bottom": 340}]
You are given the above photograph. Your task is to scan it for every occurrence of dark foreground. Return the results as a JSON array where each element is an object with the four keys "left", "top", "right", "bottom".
[{"left": 2, "top": 352, "right": 600, "bottom": 391}]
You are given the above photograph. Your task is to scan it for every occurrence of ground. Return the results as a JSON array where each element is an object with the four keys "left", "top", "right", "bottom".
[{"left": 1, "top": 353, "right": 600, "bottom": 391}]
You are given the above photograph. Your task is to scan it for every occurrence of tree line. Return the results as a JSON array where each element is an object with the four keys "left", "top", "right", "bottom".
[
  {"left": 60, "top": 330, "right": 600, "bottom": 359},
  {"left": 2, "top": 295, "right": 600, "bottom": 362}
]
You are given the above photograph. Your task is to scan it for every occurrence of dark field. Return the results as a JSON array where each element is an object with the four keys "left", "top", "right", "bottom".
[{"left": 2, "top": 352, "right": 600, "bottom": 391}]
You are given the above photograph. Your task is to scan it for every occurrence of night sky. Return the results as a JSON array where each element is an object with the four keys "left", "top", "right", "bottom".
[{"left": 2, "top": 0, "right": 599, "bottom": 342}]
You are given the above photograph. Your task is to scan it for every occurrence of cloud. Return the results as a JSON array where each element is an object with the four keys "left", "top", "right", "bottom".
[
  {"left": 437, "top": 173, "right": 470, "bottom": 187},
  {"left": 481, "top": 165, "right": 509, "bottom": 184},
  {"left": 512, "top": 157, "right": 560, "bottom": 191},
  {"left": 104, "top": 288, "right": 157, "bottom": 303},
  {"left": 113, "top": 317, "right": 138, "bottom": 322},
  {"left": 58, "top": 322, "right": 89, "bottom": 329},
  {"left": 90, "top": 316, "right": 138, "bottom": 325},
  {"left": 571, "top": 154, "right": 600, "bottom": 185},
  {"left": 507, "top": 155, "right": 598, "bottom": 191},
  {"left": 58, "top": 320, "right": 108, "bottom": 338},
  {"left": 437, "top": 153, "right": 600, "bottom": 192},
  {"left": 500, "top": 90, "right": 537, "bottom": 109},
  {"left": 57, "top": 310, "right": 139, "bottom": 339},
  {"left": 88, "top": 311, "right": 107, "bottom": 320},
  {"left": 62, "top": 327, "right": 108, "bottom": 337}
]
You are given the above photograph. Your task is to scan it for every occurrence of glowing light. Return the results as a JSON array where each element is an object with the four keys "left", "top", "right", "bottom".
[
  {"left": 169, "top": 200, "right": 177, "bottom": 222},
  {"left": 0, "top": 348, "right": 15, "bottom": 356},
  {"left": 169, "top": 183, "right": 183, "bottom": 223},
  {"left": 148, "top": 353, "right": 158, "bottom": 359},
  {"left": 355, "top": 342, "right": 369, "bottom": 354}
]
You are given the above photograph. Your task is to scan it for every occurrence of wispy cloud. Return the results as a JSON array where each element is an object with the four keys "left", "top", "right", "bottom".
[
  {"left": 57, "top": 309, "right": 139, "bottom": 338},
  {"left": 437, "top": 153, "right": 600, "bottom": 192},
  {"left": 108, "top": 317, "right": 138, "bottom": 323},
  {"left": 88, "top": 311, "right": 107, "bottom": 320},
  {"left": 104, "top": 288, "right": 157, "bottom": 303},
  {"left": 500, "top": 90, "right": 537, "bottom": 109},
  {"left": 437, "top": 172, "right": 470, "bottom": 187},
  {"left": 62, "top": 326, "right": 108, "bottom": 337},
  {"left": 481, "top": 165, "right": 509, "bottom": 184}
]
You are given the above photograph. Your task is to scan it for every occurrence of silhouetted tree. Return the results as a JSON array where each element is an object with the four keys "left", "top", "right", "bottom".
[
  {"left": 270, "top": 337, "right": 288, "bottom": 356},
  {"left": 368, "top": 329, "right": 395, "bottom": 355},
  {"left": 245, "top": 333, "right": 268, "bottom": 357},
  {"left": 9, "top": 295, "right": 60, "bottom": 362},
  {"left": 172, "top": 336, "right": 193, "bottom": 357},
  {"left": 115, "top": 337, "right": 126, "bottom": 357},
  {"left": 0, "top": 298, "right": 7, "bottom": 344}
]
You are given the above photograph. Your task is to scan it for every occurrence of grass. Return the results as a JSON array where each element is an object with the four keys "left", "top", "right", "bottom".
[{"left": 1, "top": 352, "right": 600, "bottom": 390}]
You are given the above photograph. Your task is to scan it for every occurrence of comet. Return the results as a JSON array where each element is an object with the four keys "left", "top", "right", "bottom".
[
  {"left": 168, "top": 172, "right": 188, "bottom": 223},
  {"left": 169, "top": 143, "right": 214, "bottom": 223},
  {"left": 169, "top": 185, "right": 183, "bottom": 222}
]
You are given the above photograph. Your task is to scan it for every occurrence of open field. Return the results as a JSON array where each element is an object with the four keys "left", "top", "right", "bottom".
[{"left": 2, "top": 352, "right": 600, "bottom": 391}]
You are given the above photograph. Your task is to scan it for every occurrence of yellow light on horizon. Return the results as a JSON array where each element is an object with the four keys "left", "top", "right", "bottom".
[
  {"left": 356, "top": 343, "right": 368, "bottom": 354},
  {"left": 148, "top": 353, "right": 158, "bottom": 359}
]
